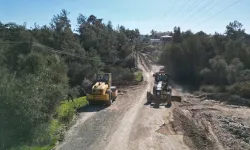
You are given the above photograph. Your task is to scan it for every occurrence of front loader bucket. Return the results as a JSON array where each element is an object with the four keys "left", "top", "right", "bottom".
[{"left": 171, "top": 96, "right": 182, "bottom": 102}]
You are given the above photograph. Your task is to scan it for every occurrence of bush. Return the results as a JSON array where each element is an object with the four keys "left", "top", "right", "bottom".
[
  {"left": 200, "top": 85, "right": 226, "bottom": 93},
  {"left": 226, "top": 81, "right": 250, "bottom": 99},
  {"left": 14, "top": 97, "right": 88, "bottom": 150},
  {"left": 57, "top": 97, "right": 87, "bottom": 123},
  {"left": 200, "top": 85, "right": 217, "bottom": 93},
  {"left": 11, "top": 145, "right": 53, "bottom": 150},
  {"left": 121, "top": 71, "right": 135, "bottom": 81},
  {"left": 134, "top": 71, "right": 143, "bottom": 81}
]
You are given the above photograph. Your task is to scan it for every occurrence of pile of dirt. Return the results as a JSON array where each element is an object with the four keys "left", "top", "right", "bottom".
[
  {"left": 216, "top": 116, "right": 250, "bottom": 149},
  {"left": 176, "top": 93, "right": 250, "bottom": 150},
  {"left": 172, "top": 107, "right": 216, "bottom": 150}
]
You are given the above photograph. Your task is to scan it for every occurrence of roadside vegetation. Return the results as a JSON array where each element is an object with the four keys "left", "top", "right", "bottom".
[
  {"left": 13, "top": 97, "right": 87, "bottom": 150},
  {"left": 0, "top": 9, "right": 142, "bottom": 149},
  {"left": 134, "top": 71, "right": 143, "bottom": 82},
  {"left": 160, "top": 21, "right": 250, "bottom": 105}
]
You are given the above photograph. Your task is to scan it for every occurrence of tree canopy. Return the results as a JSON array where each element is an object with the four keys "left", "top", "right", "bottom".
[
  {"left": 0, "top": 9, "right": 141, "bottom": 149},
  {"left": 160, "top": 21, "right": 250, "bottom": 90}
]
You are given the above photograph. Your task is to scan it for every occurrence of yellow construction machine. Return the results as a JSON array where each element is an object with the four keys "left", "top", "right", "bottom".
[
  {"left": 87, "top": 73, "right": 118, "bottom": 106},
  {"left": 147, "top": 71, "right": 181, "bottom": 108}
]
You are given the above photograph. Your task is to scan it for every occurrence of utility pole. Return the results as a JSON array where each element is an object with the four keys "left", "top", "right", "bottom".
[
  {"left": 135, "top": 46, "right": 137, "bottom": 69},
  {"left": 29, "top": 37, "right": 33, "bottom": 52}
]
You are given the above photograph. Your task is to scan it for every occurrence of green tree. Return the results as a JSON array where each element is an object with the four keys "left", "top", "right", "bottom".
[
  {"left": 225, "top": 20, "right": 245, "bottom": 40},
  {"left": 173, "top": 26, "right": 182, "bottom": 43}
]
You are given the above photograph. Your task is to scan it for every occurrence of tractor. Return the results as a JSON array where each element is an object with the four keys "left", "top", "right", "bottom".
[
  {"left": 147, "top": 71, "right": 181, "bottom": 108},
  {"left": 87, "top": 73, "right": 118, "bottom": 106}
]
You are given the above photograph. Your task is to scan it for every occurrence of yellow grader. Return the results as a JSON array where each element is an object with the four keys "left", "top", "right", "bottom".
[
  {"left": 87, "top": 73, "right": 118, "bottom": 106},
  {"left": 147, "top": 71, "right": 181, "bottom": 108}
]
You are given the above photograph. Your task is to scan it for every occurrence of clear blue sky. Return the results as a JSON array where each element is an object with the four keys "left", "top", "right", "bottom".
[{"left": 0, "top": 0, "right": 249, "bottom": 34}]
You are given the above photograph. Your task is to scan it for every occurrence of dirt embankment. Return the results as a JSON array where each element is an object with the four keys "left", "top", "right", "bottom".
[{"left": 171, "top": 92, "right": 250, "bottom": 150}]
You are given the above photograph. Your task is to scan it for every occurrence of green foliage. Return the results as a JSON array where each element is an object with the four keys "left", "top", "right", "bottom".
[
  {"left": 160, "top": 20, "right": 250, "bottom": 90},
  {"left": 57, "top": 97, "right": 87, "bottom": 123},
  {"left": 0, "top": 61, "right": 68, "bottom": 149},
  {"left": 122, "top": 71, "right": 135, "bottom": 81},
  {"left": 226, "top": 82, "right": 250, "bottom": 99},
  {"left": 173, "top": 26, "right": 182, "bottom": 43},
  {"left": 11, "top": 145, "right": 53, "bottom": 150},
  {"left": 11, "top": 97, "right": 87, "bottom": 150},
  {"left": 135, "top": 71, "right": 143, "bottom": 81},
  {"left": 0, "top": 9, "right": 141, "bottom": 149},
  {"left": 200, "top": 85, "right": 226, "bottom": 93}
]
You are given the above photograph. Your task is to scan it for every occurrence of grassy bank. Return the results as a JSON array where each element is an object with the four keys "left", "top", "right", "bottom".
[
  {"left": 134, "top": 71, "right": 143, "bottom": 82},
  {"left": 14, "top": 97, "right": 88, "bottom": 150}
]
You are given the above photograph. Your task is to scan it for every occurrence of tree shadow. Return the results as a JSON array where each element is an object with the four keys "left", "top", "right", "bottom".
[{"left": 77, "top": 104, "right": 107, "bottom": 113}]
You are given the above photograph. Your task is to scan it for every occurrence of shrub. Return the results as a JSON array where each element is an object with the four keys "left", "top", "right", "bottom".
[
  {"left": 226, "top": 81, "right": 250, "bottom": 99},
  {"left": 134, "top": 71, "right": 143, "bottom": 81},
  {"left": 200, "top": 85, "right": 226, "bottom": 93},
  {"left": 200, "top": 85, "right": 217, "bottom": 93},
  {"left": 14, "top": 97, "right": 88, "bottom": 149},
  {"left": 11, "top": 145, "right": 53, "bottom": 150},
  {"left": 121, "top": 71, "right": 135, "bottom": 81},
  {"left": 57, "top": 97, "right": 87, "bottom": 123}
]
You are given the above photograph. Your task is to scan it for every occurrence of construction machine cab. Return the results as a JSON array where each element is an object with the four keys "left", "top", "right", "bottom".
[
  {"left": 153, "top": 72, "right": 171, "bottom": 83},
  {"left": 87, "top": 73, "right": 118, "bottom": 106},
  {"left": 96, "top": 73, "right": 110, "bottom": 83},
  {"left": 148, "top": 71, "right": 180, "bottom": 108},
  {"left": 95, "top": 73, "right": 112, "bottom": 87}
]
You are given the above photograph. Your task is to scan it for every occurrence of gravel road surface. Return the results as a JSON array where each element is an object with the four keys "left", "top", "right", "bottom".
[{"left": 56, "top": 54, "right": 189, "bottom": 150}]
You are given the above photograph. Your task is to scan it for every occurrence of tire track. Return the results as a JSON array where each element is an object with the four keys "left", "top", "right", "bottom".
[{"left": 57, "top": 51, "right": 153, "bottom": 150}]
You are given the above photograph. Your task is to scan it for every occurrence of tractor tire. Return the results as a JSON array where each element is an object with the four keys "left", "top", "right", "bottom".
[
  {"left": 165, "top": 94, "right": 172, "bottom": 108},
  {"left": 106, "top": 92, "right": 112, "bottom": 106},
  {"left": 154, "top": 95, "right": 160, "bottom": 108},
  {"left": 154, "top": 102, "right": 160, "bottom": 108},
  {"left": 147, "top": 92, "right": 152, "bottom": 104},
  {"left": 106, "top": 100, "right": 112, "bottom": 106},
  {"left": 165, "top": 103, "right": 172, "bottom": 108}
]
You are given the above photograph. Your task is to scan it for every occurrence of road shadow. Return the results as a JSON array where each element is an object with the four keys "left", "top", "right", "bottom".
[
  {"left": 144, "top": 102, "right": 172, "bottom": 109},
  {"left": 77, "top": 104, "right": 107, "bottom": 113},
  {"left": 144, "top": 102, "right": 161, "bottom": 109}
]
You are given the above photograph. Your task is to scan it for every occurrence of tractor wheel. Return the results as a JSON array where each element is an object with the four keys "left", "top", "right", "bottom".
[
  {"left": 106, "top": 92, "right": 112, "bottom": 106},
  {"left": 147, "top": 92, "right": 152, "bottom": 104},
  {"left": 106, "top": 100, "right": 112, "bottom": 106},
  {"left": 165, "top": 103, "right": 172, "bottom": 108},
  {"left": 165, "top": 94, "right": 172, "bottom": 108},
  {"left": 154, "top": 102, "right": 160, "bottom": 108},
  {"left": 153, "top": 96, "right": 160, "bottom": 108},
  {"left": 113, "top": 90, "right": 118, "bottom": 101}
]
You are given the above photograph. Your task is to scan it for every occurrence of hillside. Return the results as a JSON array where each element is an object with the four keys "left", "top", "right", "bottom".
[{"left": 0, "top": 9, "right": 142, "bottom": 149}]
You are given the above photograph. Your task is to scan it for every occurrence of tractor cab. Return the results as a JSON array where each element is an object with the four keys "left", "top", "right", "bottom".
[
  {"left": 153, "top": 72, "right": 170, "bottom": 83},
  {"left": 87, "top": 73, "right": 118, "bottom": 106},
  {"left": 95, "top": 73, "right": 110, "bottom": 84},
  {"left": 95, "top": 73, "right": 111, "bottom": 87}
]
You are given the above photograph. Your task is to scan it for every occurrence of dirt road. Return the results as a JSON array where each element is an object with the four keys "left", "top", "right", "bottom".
[{"left": 56, "top": 54, "right": 190, "bottom": 150}]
